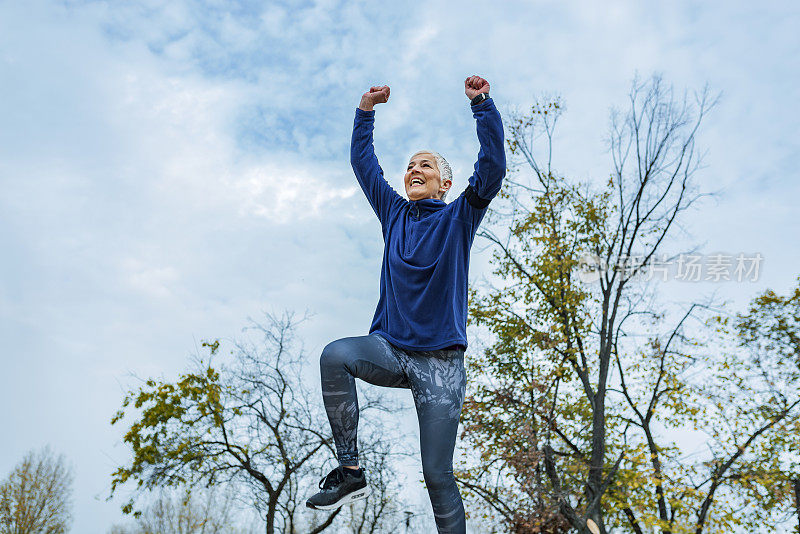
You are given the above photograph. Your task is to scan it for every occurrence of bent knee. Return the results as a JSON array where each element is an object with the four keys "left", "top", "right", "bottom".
[{"left": 320, "top": 338, "right": 352, "bottom": 370}]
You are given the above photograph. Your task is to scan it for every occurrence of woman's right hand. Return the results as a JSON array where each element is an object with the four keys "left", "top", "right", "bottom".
[{"left": 359, "top": 86, "right": 390, "bottom": 111}]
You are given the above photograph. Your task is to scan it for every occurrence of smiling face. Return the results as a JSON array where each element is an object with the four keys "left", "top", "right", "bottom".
[{"left": 404, "top": 152, "right": 452, "bottom": 201}]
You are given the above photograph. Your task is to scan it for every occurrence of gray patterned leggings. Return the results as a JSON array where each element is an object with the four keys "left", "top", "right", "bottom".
[{"left": 319, "top": 333, "right": 467, "bottom": 534}]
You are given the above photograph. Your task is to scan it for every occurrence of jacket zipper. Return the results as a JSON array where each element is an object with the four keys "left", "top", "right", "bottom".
[{"left": 406, "top": 203, "right": 420, "bottom": 255}]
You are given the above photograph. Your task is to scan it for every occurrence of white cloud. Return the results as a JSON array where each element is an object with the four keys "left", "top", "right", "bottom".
[
  {"left": 121, "top": 258, "right": 180, "bottom": 299},
  {"left": 230, "top": 161, "right": 358, "bottom": 221},
  {"left": 1, "top": 0, "right": 799, "bottom": 531}
]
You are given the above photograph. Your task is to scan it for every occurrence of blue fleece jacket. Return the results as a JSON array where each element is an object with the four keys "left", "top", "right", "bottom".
[{"left": 350, "top": 97, "right": 505, "bottom": 351}]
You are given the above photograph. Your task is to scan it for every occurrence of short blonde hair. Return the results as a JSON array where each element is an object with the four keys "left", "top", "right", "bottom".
[{"left": 411, "top": 150, "right": 452, "bottom": 201}]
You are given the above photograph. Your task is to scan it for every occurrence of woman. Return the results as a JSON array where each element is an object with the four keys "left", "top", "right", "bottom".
[{"left": 306, "top": 75, "right": 505, "bottom": 534}]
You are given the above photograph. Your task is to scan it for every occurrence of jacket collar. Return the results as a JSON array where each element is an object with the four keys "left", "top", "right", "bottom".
[{"left": 408, "top": 198, "right": 446, "bottom": 213}]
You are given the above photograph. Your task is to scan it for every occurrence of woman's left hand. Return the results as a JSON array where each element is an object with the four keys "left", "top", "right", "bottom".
[{"left": 465, "top": 76, "right": 490, "bottom": 99}]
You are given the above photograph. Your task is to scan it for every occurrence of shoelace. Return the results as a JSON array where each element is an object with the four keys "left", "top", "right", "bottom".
[{"left": 318, "top": 466, "right": 345, "bottom": 490}]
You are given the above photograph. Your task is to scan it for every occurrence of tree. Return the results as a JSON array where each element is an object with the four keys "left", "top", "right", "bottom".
[
  {"left": 697, "top": 278, "right": 800, "bottom": 532},
  {"left": 0, "top": 447, "right": 74, "bottom": 534},
  {"left": 108, "top": 487, "right": 260, "bottom": 534},
  {"left": 110, "top": 311, "right": 415, "bottom": 534},
  {"left": 456, "top": 74, "right": 800, "bottom": 533}
]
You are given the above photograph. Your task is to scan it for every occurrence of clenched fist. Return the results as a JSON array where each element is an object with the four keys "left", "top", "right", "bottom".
[
  {"left": 359, "top": 85, "right": 390, "bottom": 111},
  {"left": 464, "top": 76, "right": 490, "bottom": 100}
]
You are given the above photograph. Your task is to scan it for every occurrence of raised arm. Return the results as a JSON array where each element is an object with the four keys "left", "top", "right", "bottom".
[
  {"left": 350, "top": 85, "right": 404, "bottom": 225},
  {"left": 463, "top": 76, "right": 506, "bottom": 208}
]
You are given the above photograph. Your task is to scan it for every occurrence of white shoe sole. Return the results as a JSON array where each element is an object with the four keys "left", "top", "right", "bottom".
[{"left": 308, "top": 486, "right": 371, "bottom": 510}]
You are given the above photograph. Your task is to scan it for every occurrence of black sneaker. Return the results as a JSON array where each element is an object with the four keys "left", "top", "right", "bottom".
[{"left": 305, "top": 466, "right": 370, "bottom": 510}]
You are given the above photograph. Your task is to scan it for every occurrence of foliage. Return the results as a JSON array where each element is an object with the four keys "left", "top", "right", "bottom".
[
  {"left": 110, "top": 311, "right": 413, "bottom": 534},
  {"left": 0, "top": 446, "right": 74, "bottom": 534},
  {"left": 457, "top": 75, "right": 800, "bottom": 533},
  {"left": 108, "top": 487, "right": 260, "bottom": 534}
]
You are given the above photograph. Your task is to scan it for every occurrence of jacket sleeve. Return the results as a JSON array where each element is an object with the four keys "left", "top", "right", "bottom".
[
  {"left": 350, "top": 108, "right": 405, "bottom": 226},
  {"left": 466, "top": 97, "right": 506, "bottom": 205}
]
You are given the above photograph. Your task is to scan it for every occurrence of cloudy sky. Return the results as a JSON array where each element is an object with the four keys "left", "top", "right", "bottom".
[{"left": 1, "top": 0, "right": 799, "bottom": 531}]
